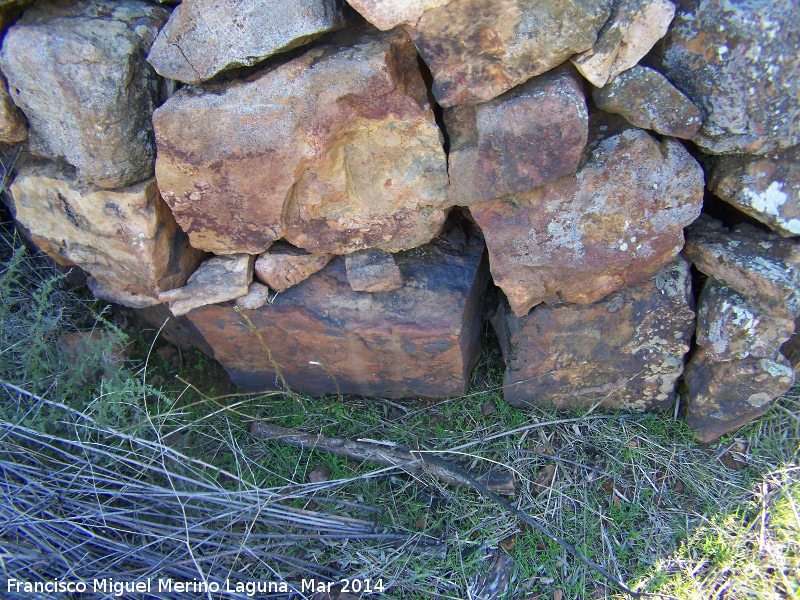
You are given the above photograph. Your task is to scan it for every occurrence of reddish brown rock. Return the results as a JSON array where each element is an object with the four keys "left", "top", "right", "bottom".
[
  {"left": 153, "top": 28, "right": 448, "bottom": 255},
  {"left": 159, "top": 254, "right": 254, "bottom": 317},
  {"left": 405, "top": 0, "right": 613, "bottom": 107},
  {"left": 345, "top": 249, "right": 404, "bottom": 292},
  {"left": 683, "top": 216, "right": 800, "bottom": 319},
  {"left": 147, "top": 0, "right": 353, "bottom": 84},
  {"left": 185, "top": 231, "right": 488, "bottom": 398},
  {"left": 131, "top": 302, "right": 215, "bottom": 356},
  {"left": 254, "top": 243, "right": 332, "bottom": 293},
  {"left": 446, "top": 64, "right": 588, "bottom": 205},
  {"left": 9, "top": 157, "right": 204, "bottom": 308},
  {"left": 657, "top": 0, "right": 800, "bottom": 154},
  {"left": 571, "top": 0, "right": 675, "bottom": 88},
  {"left": 492, "top": 257, "right": 695, "bottom": 411},
  {"left": 592, "top": 65, "right": 702, "bottom": 139},
  {"left": 696, "top": 279, "right": 794, "bottom": 362},
  {"left": 0, "top": 0, "right": 169, "bottom": 187},
  {"left": 707, "top": 147, "right": 800, "bottom": 238},
  {"left": 684, "top": 349, "right": 794, "bottom": 443},
  {"left": 471, "top": 125, "right": 704, "bottom": 316}
]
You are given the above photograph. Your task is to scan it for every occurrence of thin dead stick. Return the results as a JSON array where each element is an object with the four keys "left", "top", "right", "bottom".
[{"left": 249, "top": 422, "right": 515, "bottom": 496}]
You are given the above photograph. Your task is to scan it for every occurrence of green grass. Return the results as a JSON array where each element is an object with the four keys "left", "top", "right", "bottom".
[{"left": 1, "top": 226, "right": 798, "bottom": 599}]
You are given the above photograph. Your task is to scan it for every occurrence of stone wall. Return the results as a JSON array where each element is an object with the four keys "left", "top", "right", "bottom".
[{"left": 2, "top": 0, "right": 798, "bottom": 443}]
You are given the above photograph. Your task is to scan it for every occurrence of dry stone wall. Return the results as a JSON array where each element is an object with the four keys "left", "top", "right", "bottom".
[{"left": 2, "top": 0, "right": 799, "bottom": 443}]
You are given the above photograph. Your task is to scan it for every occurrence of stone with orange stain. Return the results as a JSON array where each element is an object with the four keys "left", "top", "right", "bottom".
[
  {"left": 153, "top": 27, "right": 448, "bottom": 255},
  {"left": 405, "top": 0, "right": 613, "bottom": 107},
  {"left": 471, "top": 119, "right": 704, "bottom": 316}
]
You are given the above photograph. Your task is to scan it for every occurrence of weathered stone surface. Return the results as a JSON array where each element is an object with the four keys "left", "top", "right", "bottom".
[
  {"left": 0, "top": 72, "right": 26, "bottom": 143},
  {"left": 0, "top": 0, "right": 169, "bottom": 187},
  {"left": 236, "top": 282, "right": 271, "bottom": 311},
  {"left": 185, "top": 231, "right": 488, "bottom": 398},
  {"left": 781, "top": 319, "right": 800, "bottom": 372},
  {"left": 9, "top": 157, "right": 204, "bottom": 308},
  {"left": 492, "top": 257, "right": 695, "bottom": 410},
  {"left": 345, "top": 0, "right": 452, "bottom": 29},
  {"left": 684, "top": 349, "right": 794, "bottom": 443},
  {"left": 345, "top": 249, "right": 404, "bottom": 292},
  {"left": 159, "top": 254, "right": 254, "bottom": 317},
  {"left": 446, "top": 64, "right": 588, "bottom": 206},
  {"left": 147, "top": 0, "right": 353, "bottom": 84},
  {"left": 406, "top": 0, "right": 613, "bottom": 107},
  {"left": 571, "top": 0, "right": 675, "bottom": 88},
  {"left": 254, "top": 243, "right": 332, "bottom": 293},
  {"left": 471, "top": 125, "right": 704, "bottom": 316},
  {"left": 657, "top": 0, "right": 800, "bottom": 154},
  {"left": 592, "top": 65, "right": 702, "bottom": 139},
  {"left": 696, "top": 279, "right": 794, "bottom": 362},
  {"left": 153, "top": 28, "right": 448, "bottom": 255},
  {"left": 707, "top": 147, "right": 800, "bottom": 238},
  {"left": 683, "top": 216, "right": 800, "bottom": 319}
]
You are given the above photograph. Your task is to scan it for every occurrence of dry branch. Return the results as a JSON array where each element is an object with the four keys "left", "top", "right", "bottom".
[{"left": 249, "top": 422, "right": 516, "bottom": 495}]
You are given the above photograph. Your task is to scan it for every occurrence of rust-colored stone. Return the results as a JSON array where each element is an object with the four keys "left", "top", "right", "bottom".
[
  {"left": 185, "top": 232, "right": 488, "bottom": 398},
  {"left": 471, "top": 125, "right": 704, "bottom": 316},
  {"left": 492, "top": 257, "right": 695, "bottom": 411},
  {"left": 683, "top": 215, "right": 800, "bottom": 319},
  {"left": 446, "top": 64, "right": 587, "bottom": 206},
  {"left": 406, "top": 0, "right": 612, "bottom": 107},
  {"left": 153, "top": 27, "right": 448, "bottom": 255},
  {"left": 684, "top": 349, "right": 794, "bottom": 443},
  {"left": 9, "top": 157, "right": 204, "bottom": 308},
  {"left": 254, "top": 242, "right": 332, "bottom": 293}
]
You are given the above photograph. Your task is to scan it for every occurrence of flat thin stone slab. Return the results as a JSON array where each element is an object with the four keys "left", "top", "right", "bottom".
[
  {"left": 345, "top": 0, "right": 452, "bottom": 29},
  {"left": 696, "top": 278, "right": 794, "bottom": 362},
  {"left": 405, "top": 0, "right": 613, "bottom": 106},
  {"left": 159, "top": 254, "right": 254, "bottom": 317},
  {"left": 254, "top": 242, "right": 333, "bottom": 293},
  {"left": 0, "top": 0, "right": 169, "bottom": 187},
  {"left": 185, "top": 232, "right": 488, "bottom": 398},
  {"left": 492, "top": 257, "right": 695, "bottom": 411},
  {"left": 153, "top": 27, "right": 448, "bottom": 255},
  {"left": 471, "top": 124, "right": 704, "bottom": 316},
  {"left": 571, "top": 0, "right": 675, "bottom": 88},
  {"left": 657, "top": 0, "right": 800, "bottom": 154},
  {"left": 147, "top": 0, "right": 353, "bottom": 83},
  {"left": 684, "top": 349, "right": 794, "bottom": 443},
  {"left": 9, "top": 157, "right": 204, "bottom": 308},
  {"left": 345, "top": 249, "right": 404, "bottom": 292},
  {"left": 592, "top": 65, "right": 702, "bottom": 139},
  {"left": 683, "top": 215, "right": 800, "bottom": 319},
  {"left": 707, "top": 146, "right": 800, "bottom": 238},
  {"left": 446, "top": 64, "right": 587, "bottom": 205}
]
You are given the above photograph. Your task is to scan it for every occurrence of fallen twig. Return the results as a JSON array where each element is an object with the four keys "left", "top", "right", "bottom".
[{"left": 249, "top": 422, "right": 516, "bottom": 495}]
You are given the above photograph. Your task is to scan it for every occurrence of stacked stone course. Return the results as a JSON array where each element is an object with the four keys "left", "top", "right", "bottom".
[{"left": 2, "top": 0, "right": 798, "bottom": 442}]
